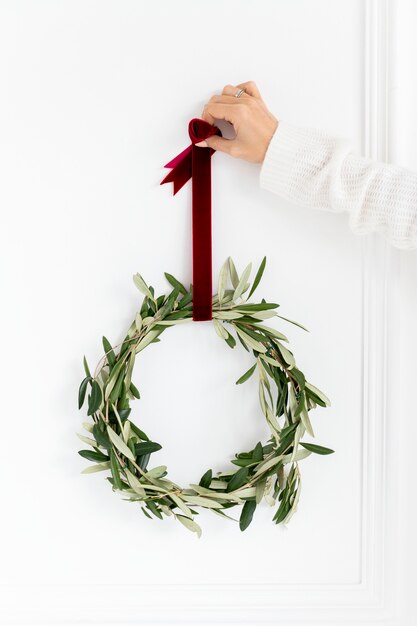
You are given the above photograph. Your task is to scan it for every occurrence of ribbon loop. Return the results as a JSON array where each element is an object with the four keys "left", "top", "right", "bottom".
[{"left": 160, "top": 118, "right": 222, "bottom": 322}]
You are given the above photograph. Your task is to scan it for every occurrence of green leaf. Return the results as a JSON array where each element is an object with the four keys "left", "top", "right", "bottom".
[
  {"left": 164, "top": 272, "right": 187, "bottom": 295},
  {"left": 146, "top": 500, "right": 163, "bottom": 519},
  {"left": 218, "top": 258, "right": 229, "bottom": 304},
  {"left": 92, "top": 423, "right": 110, "bottom": 448},
  {"left": 78, "top": 377, "right": 91, "bottom": 409},
  {"left": 235, "top": 363, "right": 257, "bottom": 385},
  {"left": 81, "top": 462, "right": 111, "bottom": 474},
  {"left": 83, "top": 356, "right": 91, "bottom": 378},
  {"left": 293, "top": 391, "right": 305, "bottom": 418},
  {"left": 248, "top": 256, "right": 266, "bottom": 299},
  {"left": 125, "top": 468, "right": 146, "bottom": 496},
  {"left": 273, "top": 498, "right": 291, "bottom": 524},
  {"left": 235, "top": 327, "right": 267, "bottom": 353},
  {"left": 78, "top": 449, "right": 109, "bottom": 463},
  {"left": 228, "top": 257, "right": 239, "bottom": 289},
  {"left": 225, "top": 331, "right": 236, "bottom": 349},
  {"left": 226, "top": 467, "right": 249, "bottom": 492},
  {"left": 239, "top": 499, "right": 257, "bottom": 531},
  {"left": 76, "top": 433, "right": 97, "bottom": 448},
  {"left": 276, "top": 314, "right": 309, "bottom": 332},
  {"left": 176, "top": 515, "right": 202, "bottom": 538},
  {"left": 107, "top": 425, "right": 136, "bottom": 461},
  {"left": 87, "top": 380, "right": 102, "bottom": 416},
  {"left": 102, "top": 336, "right": 116, "bottom": 367},
  {"left": 129, "top": 422, "right": 149, "bottom": 441},
  {"left": 199, "top": 469, "right": 213, "bottom": 488},
  {"left": 305, "top": 382, "right": 331, "bottom": 407},
  {"left": 133, "top": 273, "right": 154, "bottom": 299},
  {"left": 233, "top": 262, "right": 252, "bottom": 301},
  {"left": 130, "top": 383, "right": 140, "bottom": 399},
  {"left": 275, "top": 342, "right": 295, "bottom": 369},
  {"left": 252, "top": 442, "right": 263, "bottom": 462},
  {"left": 236, "top": 302, "right": 279, "bottom": 312},
  {"left": 110, "top": 449, "right": 123, "bottom": 490},
  {"left": 300, "top": 442, "right": 334, "bottom": 455},
  {"left": 134, "top": 441, "right": 162, "bottom": 456}
]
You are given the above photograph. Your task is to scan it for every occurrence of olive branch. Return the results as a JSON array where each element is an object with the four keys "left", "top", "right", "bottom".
[{"left": 78, "top": 256, "right": 333, "bottom": 537}]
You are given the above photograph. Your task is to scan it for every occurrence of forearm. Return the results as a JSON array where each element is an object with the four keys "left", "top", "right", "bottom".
[{"left": 260, "top": 120, "right": 417, "bottom": 250}]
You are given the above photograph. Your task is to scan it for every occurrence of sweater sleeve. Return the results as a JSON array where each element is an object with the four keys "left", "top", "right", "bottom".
[{"left": 259, "top": 120, "right": 417, "bottom": 250}]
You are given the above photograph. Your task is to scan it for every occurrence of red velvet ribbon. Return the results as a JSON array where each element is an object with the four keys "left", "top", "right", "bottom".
[{"left": 160, "top": 118, "right": 222, "bottom": 321}]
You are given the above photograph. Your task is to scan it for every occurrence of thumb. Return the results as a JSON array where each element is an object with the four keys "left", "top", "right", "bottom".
[{"left": 195, "top": 135, "right": 235, "bottom": 155}]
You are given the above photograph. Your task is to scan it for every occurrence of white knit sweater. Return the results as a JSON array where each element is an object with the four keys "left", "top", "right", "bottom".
[{"left": 259, "top": 120, "right": 417, "bottom": 250}]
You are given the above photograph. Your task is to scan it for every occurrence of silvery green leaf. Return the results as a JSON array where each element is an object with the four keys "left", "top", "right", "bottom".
[
  {"left": 305, "top": 382, "right": 331, "bottom": 406},
  {"left": 170, "top": 493, "right": 194, "bottom": 518},
  {"left": 105, "top": 356, "right": 128, "bottom": 400},
  {"left": 276, "top": 342, "right": 295, "bottom": 368},
  {"left": 125, "top": 468, "right": 146, "bottom": 497},
  {"left": 81, "top": 461, "right": 111, "bottom": 474},
  {"left": 255, "top": 478, "right": 267, "bottom": 504},
  {"left": 228, "top": 257, "right": 239, "bottom": 289},
  {"left": 123, "top": 420, "right": 131, "bottom": 441},
  {"left": 253, "top": 455, "right": 281, "bottom": 477},
  {"left": 208, "top": 479, "right": 228, "bottom": 489},
  {"left": 249, "top": 310, "right": 278, "bottom": 320},
  {"left": 229, "top": 487, "right": 256, "bottom": 499},
  {"left": 155, "top": 319, "right": 191, "bottom": 326},
  {"left": 235, "top": 327, "right": 267, "bottom": 353},
  {"left": 135, "top": 329, "right": 161, "bottom": 352},
  {"left": 281, "top": 448, "right": 312, "bottom": 463},
  {"left": 133, "top": 273, "right": 153, "bottom": 300},
  {"left": 212, "top": 311, "right": 243, "bottom": 320},
  {"left": 248, "top": 256, "right": 266, "bottom": 299},
  {"left": 188, "top": 485, "right": 238, "bottom": 500},
  {"left": 233, "top": 262, "right": 252, "bottom": 301},
  {"left": 124, "top": 351, "right": 135, "bottom": 391},
  {"left": 290, "top": 424, "right": 302, "bottom": 463},
  {"left": 176, "top": 515, "right": 202, "bottom": 538},
  {"left": 300, "top": 407, "right": 315, "bottom": 437},
  {"left": 145, "top": 465, "right": 168, "bottom": 479},
  {"left": 265, "top": 494, "right": 276, "bottom": 506},
  {"left": 282, "top": 483, "right": 302, "bottom": 525},
  {"left": 82, "top": 422, "right": 94, "bottom": 433},
  {"left": 141, "top": 316, "right": 155, "bottom": 327},
  {"left": 276, "top": 314, "right": 309, "bottom": 332},
  {"left": 211, "top": 509, "right": 238, "bottom": 522},
  {"left": 135, "top": 312, "right": 143, "bottom": 332},
  {"left": 254, "top": 324, "right": 288, "bottom": 341},
  {"left": 213, "top": 318, "right": 229, "bottom": 340},
  {"left": 218, "top": 258, "right": 229, "bottom": 304},
  {"left": 184, "top": 496, "right": 223, "bottom": 509},
  {"left": 100, "top": 369, "right": 109, "bottom": 385},
  {"left": 77, "top": 433, "right": 98, "bottom": 448},
  {"left": 260, "top": 354, "right": 283, "bottom": 368},
  {"left": 107, "top": 425, "right": 135, "bottom": 461}
]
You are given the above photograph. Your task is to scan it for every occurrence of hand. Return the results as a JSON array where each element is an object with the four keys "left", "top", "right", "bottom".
[{"left": 196, "top": 81, "right": 279, "bottom": 164}]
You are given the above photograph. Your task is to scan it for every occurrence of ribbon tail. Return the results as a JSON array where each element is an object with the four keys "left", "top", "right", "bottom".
[{"left": 160, "top": 145, "right": 192, "bottom": 195}]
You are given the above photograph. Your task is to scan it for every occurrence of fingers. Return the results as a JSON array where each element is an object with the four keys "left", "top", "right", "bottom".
[
  {"left": 200, "top": 81, "right": 263, "bottom": 125},
  {"left": 198, "top": 134, "right": 237, "bottom": 156},
  {"left": 200, "top": 102, "right": 246, "bottom": 127},
  {"left": 223, "top": 81, "right": 263, "bottom": 100}
]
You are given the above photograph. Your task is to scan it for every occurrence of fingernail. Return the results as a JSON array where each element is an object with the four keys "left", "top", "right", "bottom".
[{"left": 195, "top": 140, "right": 208, "bottom": 147}]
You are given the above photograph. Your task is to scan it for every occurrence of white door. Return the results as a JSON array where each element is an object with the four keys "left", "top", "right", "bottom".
[{"left": 0, "top": 1, "right": 415, "bottom": 624}]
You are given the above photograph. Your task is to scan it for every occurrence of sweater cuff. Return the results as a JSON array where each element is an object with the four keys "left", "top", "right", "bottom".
[
  {"left": 259, "top": 120, "right": 351, "bottom": 203},
  {"left": 259, "top": 120, "right": 310, "bottom": 199}
]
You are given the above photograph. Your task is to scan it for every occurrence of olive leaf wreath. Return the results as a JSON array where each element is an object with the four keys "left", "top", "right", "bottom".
[{"left": 78, "top": 256, "right": 333, "bottom": 537}]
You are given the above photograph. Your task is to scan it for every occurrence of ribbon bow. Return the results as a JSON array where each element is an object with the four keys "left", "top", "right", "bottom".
[{"left": 160, "top": 118, "right": 222, "bottom": 321}]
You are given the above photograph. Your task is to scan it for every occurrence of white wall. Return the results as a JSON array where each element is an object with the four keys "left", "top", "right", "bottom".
[{"left": 0, "top": 1, "right": 415, "bottom": 624}]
